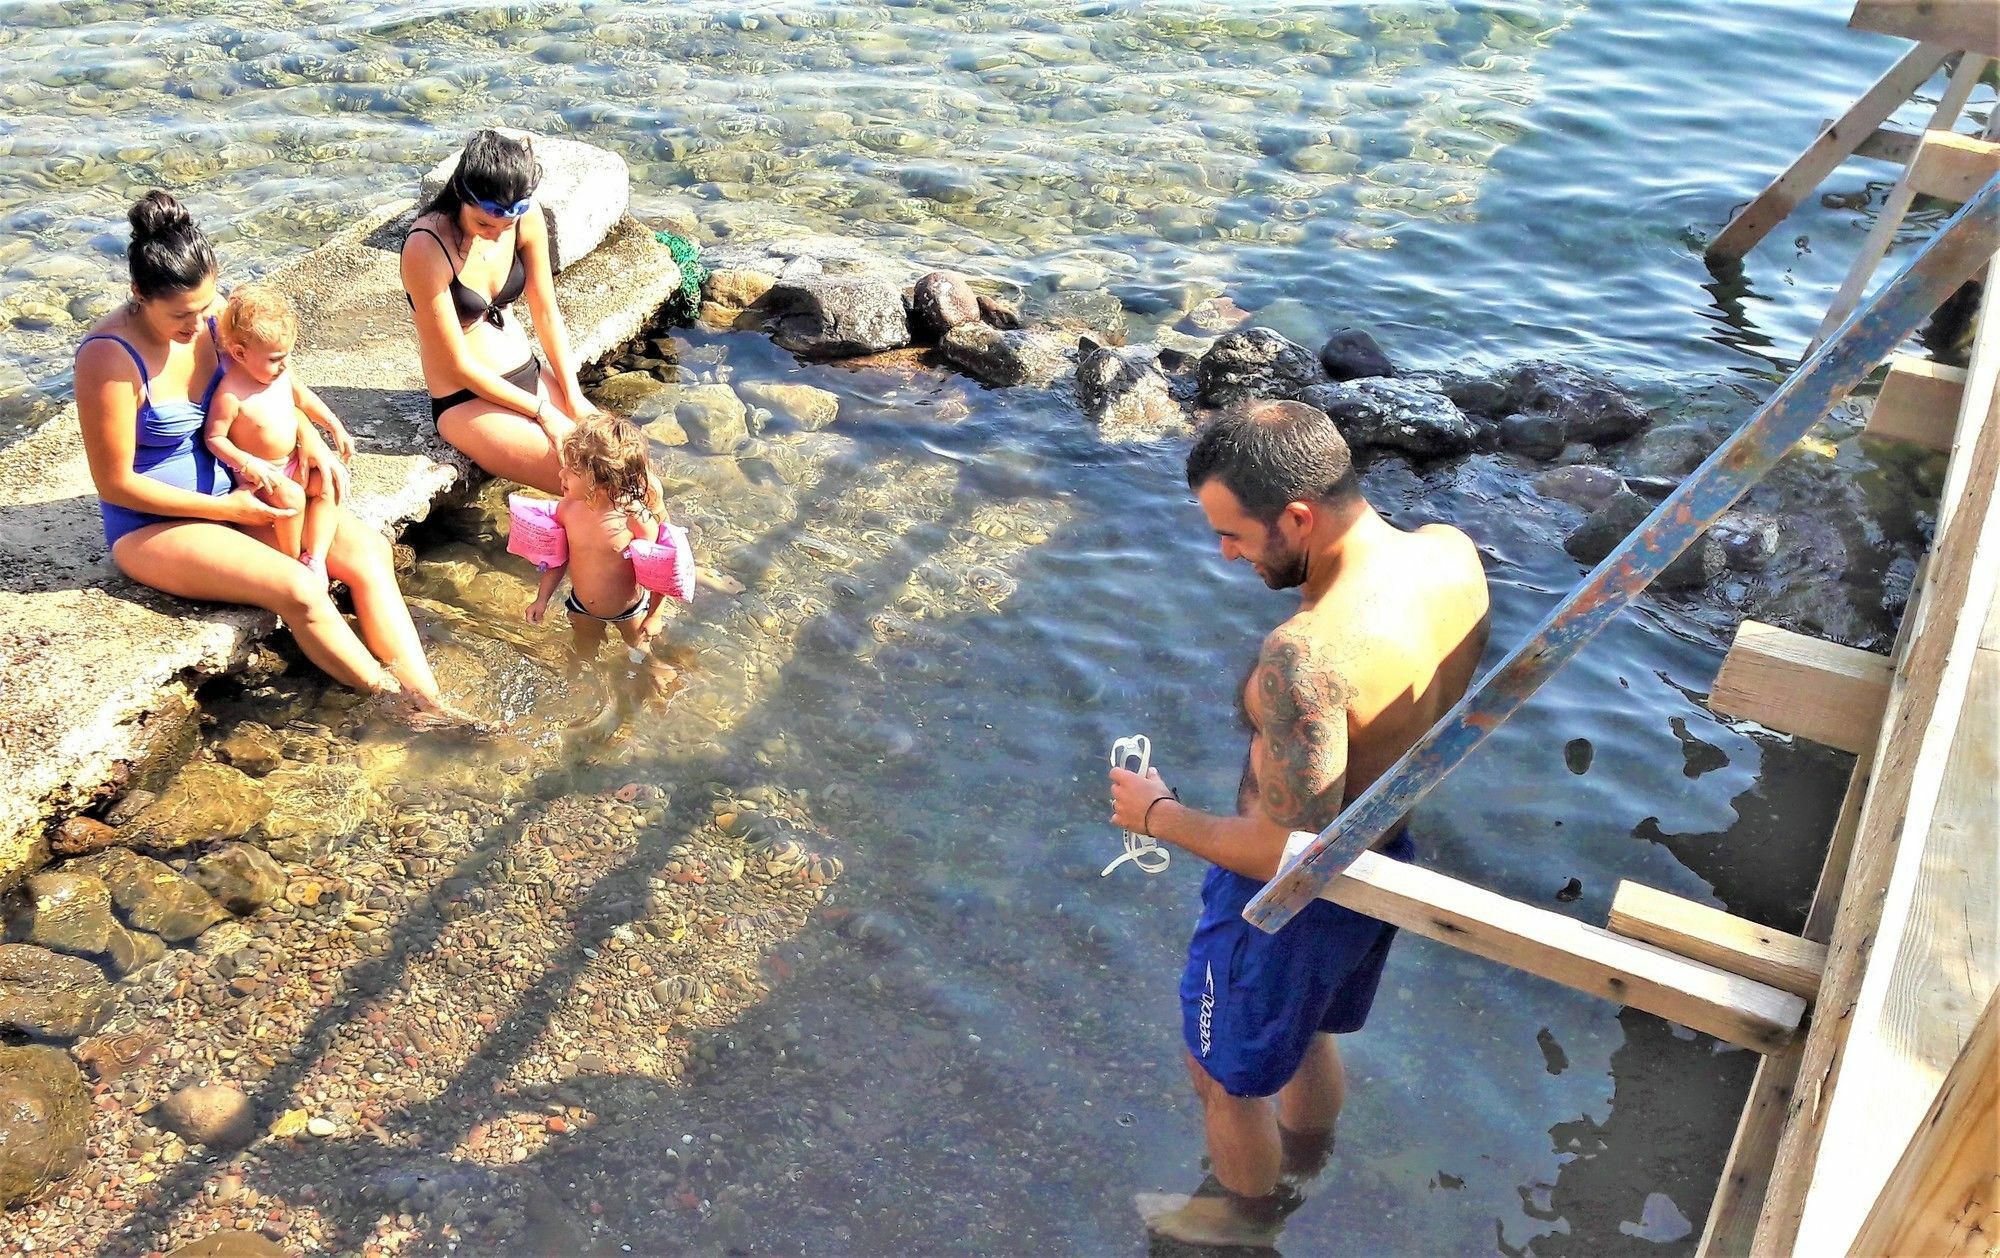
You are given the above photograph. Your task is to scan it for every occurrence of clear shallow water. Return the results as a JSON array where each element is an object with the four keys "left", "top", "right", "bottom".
[
  {"left": 0, "top": 0, "right": 1987, "bottom": 429},
  {"left": 1, "top": 1, "right": 1985, "bottom": 1254}
]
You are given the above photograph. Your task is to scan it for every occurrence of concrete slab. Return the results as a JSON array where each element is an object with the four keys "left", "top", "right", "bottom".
[{"left": 0, "top": 198, "right": 684, "bottom": 888}]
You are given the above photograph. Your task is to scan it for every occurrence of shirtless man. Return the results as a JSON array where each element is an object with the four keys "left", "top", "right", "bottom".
[{"left": 1109, "top": 400, "right": 1489, "bottom": 1248}]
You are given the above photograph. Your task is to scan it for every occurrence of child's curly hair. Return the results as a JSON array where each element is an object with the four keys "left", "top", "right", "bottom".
[
  {"left": 220, "top": 282, "right": 297, "bottom": 350},
  {"left": 561, "top": 414, "right": 660, "bottom": 514}
]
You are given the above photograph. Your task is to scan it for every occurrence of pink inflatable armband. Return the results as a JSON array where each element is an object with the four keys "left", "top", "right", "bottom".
[
  {"left": 626, "top": 522, "right": 696, "bottom": 602},
  {"left": 506, "top": 493, "right": 568, "bottom": 571}
]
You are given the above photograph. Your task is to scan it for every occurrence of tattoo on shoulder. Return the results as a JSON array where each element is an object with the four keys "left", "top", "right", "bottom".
[{"left": 1250, "top": 630, "right": 1352, "bottom": 831}]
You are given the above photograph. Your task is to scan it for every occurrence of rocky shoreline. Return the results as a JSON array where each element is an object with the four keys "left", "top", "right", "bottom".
[{"left": 0, "top": 134, "right": 1941, "bottom": 1252}]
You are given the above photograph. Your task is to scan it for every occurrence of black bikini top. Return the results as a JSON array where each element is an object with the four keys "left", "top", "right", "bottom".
[{"left": 406, "top": 224, "right": 527, "bottom": 328}]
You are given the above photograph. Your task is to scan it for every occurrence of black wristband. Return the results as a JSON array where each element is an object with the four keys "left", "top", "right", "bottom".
[{"left": 1142, "top": 794, "right": 1175, "bottom": 838}]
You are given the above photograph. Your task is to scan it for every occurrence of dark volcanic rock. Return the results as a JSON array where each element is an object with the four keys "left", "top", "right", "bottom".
[
  {"left": 1503, "top": 360, "right": 1650, "bottom": 445},
  {"left": 0, "top": 944, "right": 113, "bottom": 1039},
  {"left": 1075, "top": 345, "right": 1186, "bottom": 435},
  {"left": 1623, "top": 422, "right": 1713, "bottom": 479},
  {"left": 5, "top": 870, "right": 119, "bottom": 957},
  {"left": 188, "top": 843, "right": 287, "bottom": 915},
  {"left": 1298, "top": 378, "right": 1476, "bottom": 459},
  {"left": 765, "top": 276, "right": 911, "bottom": 358},
  {"left": 1196, "top": 329, "right": 1323, "bottom": 406},
  {"left": 0, "top": 1044, "right": 88, "bottom": 1207},
  {"left": 1433, "top": 372, "right": 1509, "bottom": 419},
  {"left": 1563, "top": 489, "right": 1723, "bottom": 589},
  {"left": 1500, "top": 410, "right": 1566, "bottom": 459},
  {"left": 1533, "top": 464, "right": 1626, "bottom": 512},
  {"left": 940, "top": 323, "right": 1074, "bottom": 388},
  {"left": 1318, "top": 328, "right": 1394, "bottom": 382},
  {"left": 910, "top": 271, "right": 981, "bottom": 341},
  {"left": 67, "top": 849, "right": 226, "bottom": 942}
]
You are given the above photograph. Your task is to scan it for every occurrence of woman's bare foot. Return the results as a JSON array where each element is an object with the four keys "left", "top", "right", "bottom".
[{"left": 368, "top": 673, "right": 500, "bottom": 735}]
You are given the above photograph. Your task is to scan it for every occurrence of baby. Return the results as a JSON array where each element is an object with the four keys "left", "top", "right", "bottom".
[
  {"left": 525, "top": 415, "right": 678, "bottom": 690},
  {"left": 207, "top": 284, "right": 353, "bottom": 583}
]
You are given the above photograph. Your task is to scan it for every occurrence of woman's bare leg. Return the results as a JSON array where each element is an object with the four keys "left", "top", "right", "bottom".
[
  {"left": 436, "top": 390, "right": 564, "bottom": 494},
  {"left": 114, "top": 520, "right": 385, "bottom": 690},
  {"left": 320, "top": 510, "right": 442, "bottom": 703}
]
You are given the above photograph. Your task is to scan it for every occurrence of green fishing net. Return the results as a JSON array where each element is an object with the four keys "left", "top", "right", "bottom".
[{"left": 654, "top": 230, "right": 707, "bottom": 325}]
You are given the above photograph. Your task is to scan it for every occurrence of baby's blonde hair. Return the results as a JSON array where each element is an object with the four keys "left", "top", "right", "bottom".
[
  {"left": 221, "top": 282, "right": 297, "bottom": 350},
  {"left": 561, "top": 414, "right": 659, "bottom": 514}
]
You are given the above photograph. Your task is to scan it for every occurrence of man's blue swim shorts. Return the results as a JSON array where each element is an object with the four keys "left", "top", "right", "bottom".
[{"left": 1180, "top": 828, "right": 1415, "bottom": 1098}]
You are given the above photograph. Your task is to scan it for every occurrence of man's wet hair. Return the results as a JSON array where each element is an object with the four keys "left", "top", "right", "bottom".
[{"left": 1185, "top": 400, "right": 1361, "bottom": 524}]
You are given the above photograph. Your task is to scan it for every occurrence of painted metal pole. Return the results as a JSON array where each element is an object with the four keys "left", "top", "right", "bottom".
[{"left": 1246, "top": 176, "right": 2000, "bottom": 933}]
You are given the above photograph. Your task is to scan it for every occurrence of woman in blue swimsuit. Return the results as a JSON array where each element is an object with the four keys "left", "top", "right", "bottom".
[
  {"left": 77, "top": 191, "right": 460, "bottom": 724},
  {"left": 402, "top": 129, "right": 598, "bottom": 495}
]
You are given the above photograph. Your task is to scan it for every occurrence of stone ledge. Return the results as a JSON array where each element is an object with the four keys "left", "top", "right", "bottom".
[{"left": 0, "top": 199, "right": 683, "bottom": 888}]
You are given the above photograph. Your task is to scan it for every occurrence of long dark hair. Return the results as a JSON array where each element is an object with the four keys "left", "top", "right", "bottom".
[
  {"left": 127, "top": 190, "right": 216, "bottom": 299},
  {"left": 422, "top": 129, "right": 542, "bottom": 221}
]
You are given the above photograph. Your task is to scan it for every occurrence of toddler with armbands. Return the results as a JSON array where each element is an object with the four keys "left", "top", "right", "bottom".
[{"left": 515, "top": 415, "right": 696, "bottom": 686}]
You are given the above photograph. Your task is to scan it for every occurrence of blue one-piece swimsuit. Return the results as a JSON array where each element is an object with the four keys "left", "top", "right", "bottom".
[{"left": 82, "top": 319, "right": 233, "bottom": 547}]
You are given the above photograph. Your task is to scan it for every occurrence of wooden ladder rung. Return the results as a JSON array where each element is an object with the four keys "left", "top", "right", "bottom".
[
  {"left": 1910, "top": 131, "right": 2000, "bottom": 203},
  {"left": 1869, "top": 354, "right": 1968, "bottom": 451},
  {"left": 1318, "top": 851, "right": 1805, "bottom": 1053},
  {"left": 1607, "top": 881, "right": 1828, "bottom": 1000},
  {"left": 1827, "top": 118, "right": 1923, "bottom": 165},
  {"left": 1709, "top": 621, "right": 1894, "bottom": 754},
  {"left": 1851, "top": 1, "right": 2000, "bottom": 60}
]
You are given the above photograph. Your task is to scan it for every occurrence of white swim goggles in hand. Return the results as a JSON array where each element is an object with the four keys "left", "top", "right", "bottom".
[{"left": 1103, "top": 734, "right": 1171, "bottom": 877}]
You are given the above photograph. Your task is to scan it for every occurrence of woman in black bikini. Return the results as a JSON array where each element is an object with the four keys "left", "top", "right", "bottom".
[{"left": 401, "top": 129, "right": 596, "bottom": 494}]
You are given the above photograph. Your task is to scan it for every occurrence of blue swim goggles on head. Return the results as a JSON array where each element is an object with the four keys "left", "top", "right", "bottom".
[
  {"left": 473, "top": 193, "right": 534, "bottom": 219},
  {"left": 457, "top": 174, "right": 534, "bottom": 220}
]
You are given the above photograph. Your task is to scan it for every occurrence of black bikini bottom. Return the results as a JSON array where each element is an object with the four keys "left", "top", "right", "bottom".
[{"left": 430, "top": 352, "right": 542, "bottom": 422}]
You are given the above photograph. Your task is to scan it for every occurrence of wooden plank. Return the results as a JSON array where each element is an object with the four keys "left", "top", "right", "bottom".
[
  {"left": 1814, "top": 58, "right": 1992, "bottom": 344},
  {"left": 1789, "top": 587, "right": 2000, "bottom": 1253},
  {"left": 1938, "top": 257, "right": 2000, "bottom": 538},
  {"left": 1849, "top": 991, "right": 1999, "bottom": 1257},
  {"left": 1835, "top": 119, "right": 1925, "bottom": 165},
  {"left": 1607, "top": 882, "right": 1827, "bottom": 1000},
  {"left": 1755, "top": 260, "right": 2000, "bottom": 1254},
  {"left": 1245, "top": 182, "right": 2000, "bottom": 935},
  {"left": 1698, "top": 566, "right": 1932, "bottom": 1257},
  {"left": 1313, "top": 850, "right": 1806, "bottom": 1053},
  {"left": 1852, "top": 1, "right": 2000, "bottom": 59},
  {"left": 1911, "top": 131, "right": 2000, "bottom": 202},
  {"left": 1868, "top": 353, "right": 1969, "bottom": 450},
  {"left": 1708, "top": 43, "right": 1952, "bottom": 262},
  {"left": 1708, "top": 620, "right": 1892, "bottom": 754}
]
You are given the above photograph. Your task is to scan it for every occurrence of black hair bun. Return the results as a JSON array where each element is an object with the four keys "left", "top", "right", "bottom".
[{"left": 128, "top": 190, "right": 195, "bottom": 244}]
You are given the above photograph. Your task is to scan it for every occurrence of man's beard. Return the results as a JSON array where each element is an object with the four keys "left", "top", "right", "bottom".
[{"left": 1256, "top": 539, "right": 1309, "bottom": 590}]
